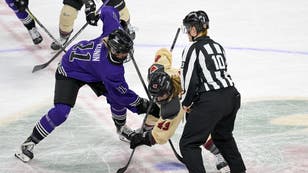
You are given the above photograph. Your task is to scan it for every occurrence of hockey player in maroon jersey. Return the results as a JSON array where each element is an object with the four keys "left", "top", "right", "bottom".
[{"left": 129, "top": 48, "right": 230, "bottom": 173}]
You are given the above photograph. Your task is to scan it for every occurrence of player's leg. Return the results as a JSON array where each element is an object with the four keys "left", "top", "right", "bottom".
[
  {"left": 15, "top": 71, "right": 84, "bottom": 162},
  {"left": 111, "top": 103, "right": 135, "bottom": 143},
  {"left": 104, "top": 98, "right": 134, "bottom": 143},
  {"left": 88, "top": 81, "right": 131, "bottom": 142},
  {"left": 5, "top": 0, "right": 42, "bottom": 44},
  {"left": 50, "top": 0, "right": 81, "bottom": 50},
  {"left": 88, "top": 82, "right": 135, "bottom": 143}
]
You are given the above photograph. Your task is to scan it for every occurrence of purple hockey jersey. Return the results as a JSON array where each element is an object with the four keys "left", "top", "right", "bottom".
[{"left": 57, "top": 6, "right": 140, "bottom": 113}]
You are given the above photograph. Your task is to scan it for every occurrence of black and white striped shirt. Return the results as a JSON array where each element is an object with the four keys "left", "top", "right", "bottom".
[{"left": 181, "top": 36, "right": 234, "bottom": 106}]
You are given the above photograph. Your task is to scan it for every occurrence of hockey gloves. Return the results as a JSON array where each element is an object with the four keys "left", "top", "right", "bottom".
[
  {"left": 136, "top": 98, "right": 160, "bottom": 118},
  {"left": 14, "top": 0, "right": 28, "bottom": 11},
  {"left": 85, "top": 0, "right": 99, "bottom": 26},
  {"left": 130, "top": 131, "right": 155, "bottom": 149}
]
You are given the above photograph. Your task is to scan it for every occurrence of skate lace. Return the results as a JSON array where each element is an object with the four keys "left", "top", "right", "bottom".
[
  {"left": 52, "top": 36, "right": 68, "bottom": 46},
  {"left": 216, "top": 154, "right": 226, "bottom": 164},
  {"left": 120, "top": 125, "right": 134, "bottom": 136},
  {"left": 219, "top": 166, "right": 231, "bottom": 173},
  {"left": 22, "top": 141, "right": 35, "bottom": 152},
  {"left": 29, "top": 28, "right": 41, "bottom": 39},
  {"left": 59, "top": 37, "right": 69, "bottom": 44},
  {"left": 216, "top": 154, "right": 230, "bottom": 173}
]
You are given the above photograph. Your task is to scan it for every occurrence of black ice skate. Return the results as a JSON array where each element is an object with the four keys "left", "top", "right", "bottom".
[
  {"left": 216, "top": 153, "right": 230, "bottom": 173},
  {"left": 117, "top": 125, "right": 135, "bottom": 143},
  {"left": 15, "top": 137, "right": 35, "bottom": 163},
  {"left": 28, "top": 27, "right": 43, "bottom": 45},
  {"left": 50, "top": 36, "right": 69, "bottom": 50}
]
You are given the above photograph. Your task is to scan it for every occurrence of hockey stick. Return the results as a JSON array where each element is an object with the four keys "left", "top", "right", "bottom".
[
  {"left": 25, "top": 8, "right": 67, "bottom": 53},
  {"left": 116, "top": 97, "right": 156, "bottom": 173},
  {"left": 170, "top": 27, "right": 180, "bottom": 52},
  {"left": 117, "top": 28, "right": 183, "bottom": 172},
  {"left": 32, "top": 23, "right": 87, "bottom": 73},
  {"left": 167, "top": 27, "right": 184, "bottom": 163},
  {"left": 31, "top": 0, "right": 110, "bottom": 73}
]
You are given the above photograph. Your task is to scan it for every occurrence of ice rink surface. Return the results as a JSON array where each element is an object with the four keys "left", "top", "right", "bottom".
[{"left": 1, "top": 0, "right": 308, "bottom": 172}]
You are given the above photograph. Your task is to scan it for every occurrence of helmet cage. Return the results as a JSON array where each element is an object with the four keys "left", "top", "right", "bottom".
[{"left": 107, "top": 29, "right": 133, "bottom": 54}]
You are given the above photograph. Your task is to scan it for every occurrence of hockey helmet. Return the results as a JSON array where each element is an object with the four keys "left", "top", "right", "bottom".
[
  {"left": 148, "top": 72, "right": 173, "bottom": 97},
  {"left": 107, "top": 29, "right": 133, "bottom": 54},
  {"left": 183, "top": 10, "right": 209, "bottom": 32},
  {"left": 107, "top": 29, "right": 133, "bottom": 64}
]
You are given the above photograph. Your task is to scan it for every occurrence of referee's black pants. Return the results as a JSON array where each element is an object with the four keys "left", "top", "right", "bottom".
[{"left": 179, "top": 87, "right": 246, "bottom": 173}]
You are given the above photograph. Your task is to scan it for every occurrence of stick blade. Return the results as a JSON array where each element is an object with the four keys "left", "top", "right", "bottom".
[
  {"left": 32, "top": 63, "right": 48, "bottom": 73},
  {"left": 116, "top": 166, "right": 128, "bottom": 173}
]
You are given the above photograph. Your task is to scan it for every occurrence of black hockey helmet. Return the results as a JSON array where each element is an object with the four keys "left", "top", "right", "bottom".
[
  {"left": 107, "top": 29, "right": 133, "bottom": 54},
  {"left": 183, "top": 10, "right": 209, "bottom": 32},
  {"left": 148, "top": 72, "right": 173, "bottom": 97}
]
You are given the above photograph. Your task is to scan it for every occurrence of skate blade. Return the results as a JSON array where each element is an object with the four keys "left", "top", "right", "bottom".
[
  {"left": 119, "top": 136, "right": 130, "bottom": 143},
  {"left": 15, "top": 152, "right": 31, "bottom": 163}
]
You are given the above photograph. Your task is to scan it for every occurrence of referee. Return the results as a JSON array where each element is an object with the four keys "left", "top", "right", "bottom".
[{"left": 179, "top": 10, "right": 246, "bottom": 173}]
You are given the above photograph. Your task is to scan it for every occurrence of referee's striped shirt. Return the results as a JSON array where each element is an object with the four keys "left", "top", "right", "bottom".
[{"left": 181, "top": 36, "right": 234, "bottom": 107}]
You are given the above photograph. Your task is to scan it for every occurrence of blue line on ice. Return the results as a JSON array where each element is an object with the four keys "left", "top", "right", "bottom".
[{"left": 0, "top": 45, "right": 307, "bottom": 56}]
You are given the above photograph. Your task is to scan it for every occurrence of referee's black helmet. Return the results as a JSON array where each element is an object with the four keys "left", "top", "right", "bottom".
[{"left": 183, "top": 10, "right": 209, "bottom": 32}]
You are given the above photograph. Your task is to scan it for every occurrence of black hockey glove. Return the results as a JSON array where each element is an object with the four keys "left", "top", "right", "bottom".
[
  {"left": 14, "top": 0, "right": 28, "bottom": 11},
  {"left": 136, "top": 98, "right": 160, "bottom": 118},
  {"left": 130, "top": 131, "right": 154, "bottom": 149},
  {"left": 85, "top": 0, "right": 99, "bottom": 26}
]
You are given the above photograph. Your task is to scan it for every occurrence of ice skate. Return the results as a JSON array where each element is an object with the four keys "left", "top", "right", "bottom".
[
  {"left": 216, "top": 154, "right": 230, "bottom": 173},
  {"left": 50, "top": 36, "right": 69, "bottom": 51},
  {"left": 15, "top": 137, "right": 36, "bottom": 163},
  {"left": 117, "top": 125, "right": 135, "bottom": 143},
  {"left": 28, "top": 27, "right": 43, "bottom": 45}
]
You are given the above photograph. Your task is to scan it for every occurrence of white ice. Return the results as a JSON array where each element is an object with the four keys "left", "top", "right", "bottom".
[{"left": 1, "top": 0, "right": 308, "bottom": 172}]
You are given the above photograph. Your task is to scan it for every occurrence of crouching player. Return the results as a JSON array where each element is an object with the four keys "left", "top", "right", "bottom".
[
  {"left": 14, "top": 7, "right": 157, "bottom": 163},
  {"left": 129, "top": 48, "right": 231, "bottom": 173}
]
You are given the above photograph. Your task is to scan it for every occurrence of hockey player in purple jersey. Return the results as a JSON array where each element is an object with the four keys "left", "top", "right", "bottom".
[
  {"left": 15, "top": 7, "right": 158, "bottom": 163},
  {"left": 5, "top": 0, "right": 43, "bottom": 44}
]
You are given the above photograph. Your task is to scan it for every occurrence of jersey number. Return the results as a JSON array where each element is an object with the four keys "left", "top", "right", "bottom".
[
  {"left": 157, "top": 121, "right": 170, "bottom": 131},
  {"left": 69, "top": 42, "right": 94, "bottom": 62},
  {"left": 211, "top": 55, "right": 226, "bottom": 70}
]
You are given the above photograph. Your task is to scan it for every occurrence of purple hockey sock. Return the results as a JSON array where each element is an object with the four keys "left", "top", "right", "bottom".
[{"left": 31, "top": 104, "right": 71, "bottom": 143}]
